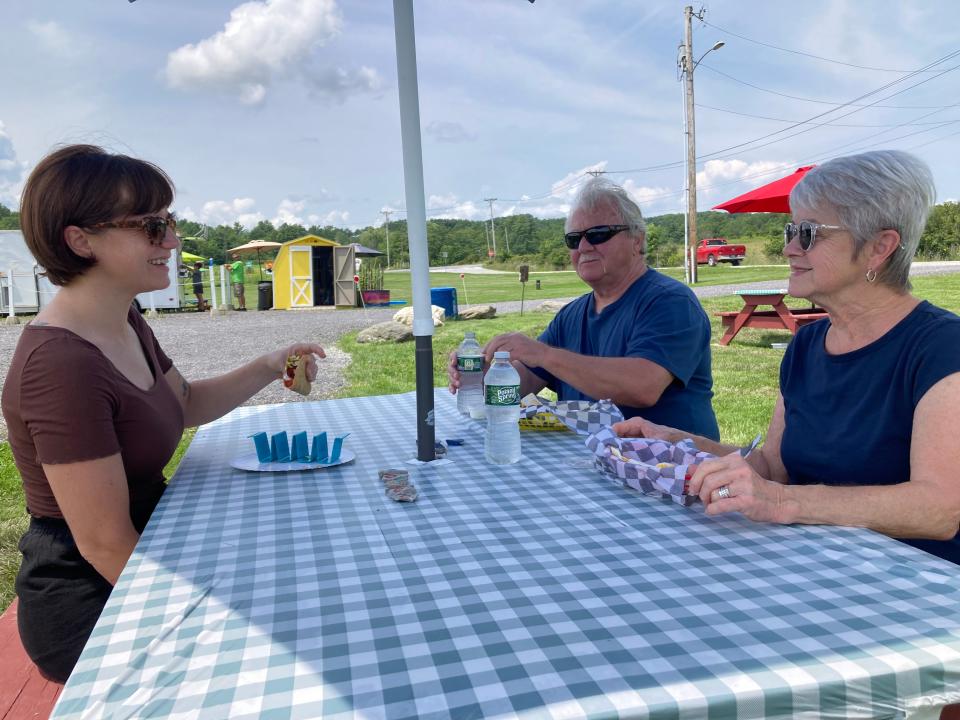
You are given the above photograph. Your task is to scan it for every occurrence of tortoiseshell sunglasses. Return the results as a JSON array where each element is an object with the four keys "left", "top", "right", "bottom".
[{"left": 88, "top": 214, "right": 177, "bottom": 246}]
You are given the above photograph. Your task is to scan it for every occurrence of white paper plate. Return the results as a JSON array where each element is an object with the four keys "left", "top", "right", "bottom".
[{"left": 230, "top": 449, "right": 356, "bottom": 472}]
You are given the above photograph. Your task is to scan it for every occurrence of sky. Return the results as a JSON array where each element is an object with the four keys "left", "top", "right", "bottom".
[{"left": 1, "top": 0, "right": 958, "bottom": 231}]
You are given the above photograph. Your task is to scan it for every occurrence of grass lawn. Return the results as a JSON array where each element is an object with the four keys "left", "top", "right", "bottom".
[
  {"left": 1, "top": 272, "right": 958, "bottom": 609},
  {"left": 382, "top": 264, "right": 789, "bottom": 306},
  {"left": 181, "top": 265, "right": 788, "bottom": 311}
]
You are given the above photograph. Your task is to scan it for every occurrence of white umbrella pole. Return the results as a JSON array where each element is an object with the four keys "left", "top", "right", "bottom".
[
  {"left": 393, "top": 0, "right": 435, "bottom": 462},
  {"left": 219, "top": 264, "right": 229, "bottom": 309},
  {"left": 208, "top": 264, "right": 216, "bottom": 313}
]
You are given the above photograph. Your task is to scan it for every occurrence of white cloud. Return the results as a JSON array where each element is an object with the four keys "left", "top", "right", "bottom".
[
  {"left": 486, "top": 162, "right": 601, "bottom": 220},
  {"left": 316, "top": 209, "right": 350, "bottom": 226},
  {"left": 163, "top": 0, "right": 350, "bottom": 105},
  {"left": 425, "top": 121, "right": 477, "bottom": 143},
  {"left": 550, "top": 162, "right": 607, "bottom": 200},
  {"left": 180, "top": 198, "right": 263, "bottom": 228},
  {"left": 26, "top": 20, "right": 80, "bottom": 59},
  {"left": 426, "top": 193, "right": 483, "bottom": 220},
  {"left": 0, "top": 123, "right": 28, "bottom": 209},
  {"left": 695, "top": 158, "right": 797, "bottom": 207},
  {"left": 271, "top": 197, "right": 348, "bottom": 226},
  {"left": 272, "top": 197, "right": 306, "bottom": 225},
  {"left": 621, "top": 179, "right": 676, "bottom": 216},
  {"left": 484, "top": 163, "right": 678, "bottom": 219},
  {"left": 301, "top": 64, "right": 383, "bottom": 102}
]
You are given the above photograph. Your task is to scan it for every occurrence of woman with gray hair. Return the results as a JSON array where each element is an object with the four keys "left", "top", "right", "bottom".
[{"left": 615, "top": 149, "right": 960, "bottom": 564}]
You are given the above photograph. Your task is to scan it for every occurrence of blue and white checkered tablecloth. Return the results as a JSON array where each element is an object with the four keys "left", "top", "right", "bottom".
[{"left": 52, "top": 391, "right": 960, "bottom": 719}]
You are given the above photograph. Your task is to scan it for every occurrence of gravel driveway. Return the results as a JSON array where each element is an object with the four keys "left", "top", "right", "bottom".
[
  {"left": 2, "top": 261, "right": 958, "bottom": 442},
  {"left": 0, "top": 306, "right": 394, "bottom": 442}
]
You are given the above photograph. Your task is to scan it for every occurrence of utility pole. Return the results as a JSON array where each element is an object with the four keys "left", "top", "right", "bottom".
[
  {"left": 682, "top": 5, "right": 699, "bottom": 284},
  {"left": 679, "top": 8, "right": 723, "bottom": 285},
  {"left": 484, "top": 198, "right": 497, "bottom": 258},
  {"left": 381, "top": 210, "right": 392, "bottom": 268}
]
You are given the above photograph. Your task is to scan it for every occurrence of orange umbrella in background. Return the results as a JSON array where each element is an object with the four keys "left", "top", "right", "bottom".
[{"left": 713, "top": 166, "right": 815, "bottom": 214}]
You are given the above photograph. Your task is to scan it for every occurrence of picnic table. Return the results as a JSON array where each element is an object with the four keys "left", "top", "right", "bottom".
[
  {"left": 716, "top": 289, "right": 829, "bottom": 346},
  {"left": 52, "top": 391, "right": 960, "bottom": 718}
]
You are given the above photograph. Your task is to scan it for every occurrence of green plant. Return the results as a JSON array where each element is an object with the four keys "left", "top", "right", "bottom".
[
  {"left": 358, "top": 261, "right": 385, "bottom": 291},
  {"left": 763, "top": 235, "right": 785, "bottom": 260}
]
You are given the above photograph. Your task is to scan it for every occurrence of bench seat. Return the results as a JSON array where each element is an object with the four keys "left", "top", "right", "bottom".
[{"left": 0, "top": 598, "right": 63, "bottom": 719}]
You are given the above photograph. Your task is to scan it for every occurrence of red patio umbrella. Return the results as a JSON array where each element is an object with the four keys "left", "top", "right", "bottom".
[{"left": 712, "top": 165, "right": 815, "bottom": 214}]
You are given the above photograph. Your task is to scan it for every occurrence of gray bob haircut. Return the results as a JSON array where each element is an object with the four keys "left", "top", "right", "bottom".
[
  {"left": 789, "top": 150, "right": 936, "bottom": 291},
  {"left": 567, "top": 177, "right": 647, "bottom": 251}
]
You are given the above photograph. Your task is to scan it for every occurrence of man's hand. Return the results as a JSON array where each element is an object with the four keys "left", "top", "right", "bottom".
[
  {"left": 447, "top": 349, "right": 460, "bottom": 394},
  {"left": 484, "top": 332, "right": 549, "bottom": 368},
  {"left": 612, "top": 416, "right": 682, "bottom": 443}
]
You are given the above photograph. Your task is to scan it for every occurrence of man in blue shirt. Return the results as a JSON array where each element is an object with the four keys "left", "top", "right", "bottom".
[{"left": 449, "top": 178, "right": 719, "bottom": 440}]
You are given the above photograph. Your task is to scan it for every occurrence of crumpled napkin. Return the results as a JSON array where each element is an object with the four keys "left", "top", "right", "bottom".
[
  {"left": 520, "top": 397, "right": 625, "bottom": 435},
  {"left": 585, "top": 426, "right": 717, "bottom": 506}
]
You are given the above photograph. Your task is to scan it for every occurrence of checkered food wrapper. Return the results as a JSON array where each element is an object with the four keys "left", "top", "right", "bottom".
[
  {"left": 519, "top": 396, "right": 625, "bottom": 436},
  {"left": 585, "top": 426, "right": 716, "bottom": 506}
]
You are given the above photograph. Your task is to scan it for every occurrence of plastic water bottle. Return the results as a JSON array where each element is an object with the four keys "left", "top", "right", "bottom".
[
  {"left": 456, "top": 332, "right": 485, "bottom": 418},
  {"left": 484, "top": 351, "right": 521, "bottom": 464}
]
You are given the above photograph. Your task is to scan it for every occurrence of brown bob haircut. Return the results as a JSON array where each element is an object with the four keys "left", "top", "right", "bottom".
[{"left": 19, "top": 144, "right": 175, "bottom": 286}]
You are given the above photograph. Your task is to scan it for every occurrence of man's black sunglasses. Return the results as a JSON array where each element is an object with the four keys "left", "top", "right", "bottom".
[{"left": 563, "top": 224, "right": 630, "bottom": 250}]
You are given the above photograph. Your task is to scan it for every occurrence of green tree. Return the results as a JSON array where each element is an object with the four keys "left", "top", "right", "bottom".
[
  {"left": 0, "top": 203, "right": 20, "bottom": 229},
  {"left": 250, "top": 220, "right": 276, "bottom": 240},
  {"left": 919, "top": 202, "right": 960, "bottom": 259}
]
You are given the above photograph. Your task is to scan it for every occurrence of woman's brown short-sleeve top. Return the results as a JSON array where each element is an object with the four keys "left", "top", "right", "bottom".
[{"left": 1, "top": 307, "right": 184, "bottom": 531}]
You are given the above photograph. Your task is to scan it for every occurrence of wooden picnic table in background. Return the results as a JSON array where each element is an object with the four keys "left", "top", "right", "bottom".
[{"left": 716, "top": 289, "right": 830, "bottom": 346}]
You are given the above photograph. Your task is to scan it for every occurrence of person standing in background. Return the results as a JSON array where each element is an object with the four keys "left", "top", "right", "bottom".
[
  {"left": 191, "top": 261, "right": 207, "bottom": 312},
  {"left": 230, "top": 253, "right": 246, "bottom": 311}
]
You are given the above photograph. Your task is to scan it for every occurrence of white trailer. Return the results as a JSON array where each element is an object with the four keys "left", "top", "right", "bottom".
[{"left": 0, "top": 229, "right": 183, "bottom": 314}]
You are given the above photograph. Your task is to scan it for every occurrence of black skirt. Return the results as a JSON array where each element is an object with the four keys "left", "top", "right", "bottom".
[{"left": 15, "top": 517, "right": 112, "bottom": 683}]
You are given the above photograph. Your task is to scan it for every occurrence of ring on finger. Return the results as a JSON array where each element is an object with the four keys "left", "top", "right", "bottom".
[{"left": 716, "top": 485, "right": 731, "bottom": 500}]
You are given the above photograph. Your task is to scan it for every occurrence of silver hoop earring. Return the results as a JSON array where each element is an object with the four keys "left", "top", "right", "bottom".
[{"left": 865, "top": 268, "right": 878, "bottom": 283}]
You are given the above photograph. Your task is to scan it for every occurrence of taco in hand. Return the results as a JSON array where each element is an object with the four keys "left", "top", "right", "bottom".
[{"left": 283, "top": 354, "right": 311, "bottom": 396}]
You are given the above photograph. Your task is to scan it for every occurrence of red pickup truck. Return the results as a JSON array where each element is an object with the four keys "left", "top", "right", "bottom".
[{"left": 696, "top": 238, "right": 746, "bottom": 266}]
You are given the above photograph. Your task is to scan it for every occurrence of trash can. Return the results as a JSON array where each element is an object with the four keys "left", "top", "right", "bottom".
[
  {"left": 430, "top": 286, "right": 458, "bottom": 320},
  {"left": 257, "top": 281, "right": 273, "bottom": 311}
]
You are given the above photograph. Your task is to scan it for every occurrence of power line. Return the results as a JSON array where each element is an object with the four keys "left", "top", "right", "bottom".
[
  {"left": 904, "top": 127, "right": 960, "bottom": 152},
  {"left": 621, "top": 50, "right": 960, "bottom": 174},
  {"left": 698, "top": 63, "right": 960, "bottom": 108},
  {"left": 701, "top": 19, "right": 942, "bottom": 73},
  {"left": 385, "top": 51, "right": 960, "bottom": 221},
  {"left": 696, "top": 102, "right": 960, "bottom": 127},
  {"left": 688, "top": 50, "right": 960, "bottom": 162}
]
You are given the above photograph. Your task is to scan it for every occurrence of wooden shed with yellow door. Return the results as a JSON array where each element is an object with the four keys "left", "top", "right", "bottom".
[{"left": 271, "top": 235, "right": 357, "bottom": 309}]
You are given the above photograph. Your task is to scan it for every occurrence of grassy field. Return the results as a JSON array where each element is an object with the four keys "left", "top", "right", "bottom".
[
  {"left": 1, "top": 271, "right": 958, "bottom": 609},
  {"left": 176, "top": 264, "right": 788, "bottom": 311},
  {"left": 382, "top": 264, "right": 789, "bottom": 306}
]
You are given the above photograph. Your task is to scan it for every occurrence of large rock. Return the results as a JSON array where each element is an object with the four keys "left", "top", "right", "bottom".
[
  {"left": 357, "top": 321, "right": 413, "bottom": 343},
  {"left": 393, "top": 305, "right": 446, "bottom": 327},
  {"left": 536, "top": 299, "right": 570, "bottom": 313},
  {"left": 458, "top": 304, "right": 496, "bottom": 320}
]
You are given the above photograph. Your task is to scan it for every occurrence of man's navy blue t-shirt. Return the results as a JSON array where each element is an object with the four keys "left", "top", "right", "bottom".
[
  {"left": 780, "top": 300, "right": 960, "bottom": 565},
  {"left": 530, "top": 269, "right": 719, "bottom": 440}
]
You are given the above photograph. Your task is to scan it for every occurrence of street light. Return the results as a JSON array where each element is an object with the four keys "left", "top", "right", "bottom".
[
  {"left": 695, "top": 41, "right": 725, "bottom": 69},
  {"left": 679, "top": 4, "right": 724, "bottom": 284}
]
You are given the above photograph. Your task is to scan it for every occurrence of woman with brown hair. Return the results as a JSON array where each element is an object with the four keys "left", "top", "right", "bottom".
[{"left": 1, "top": 144, "right": 325, "bottom": 682}]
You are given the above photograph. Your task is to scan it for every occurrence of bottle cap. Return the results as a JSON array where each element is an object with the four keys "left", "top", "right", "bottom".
[{"left": 493, "top": 351, "right": 510, "bottom": 359}]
